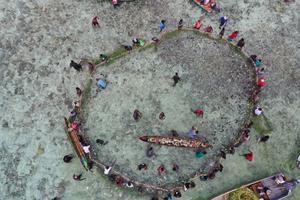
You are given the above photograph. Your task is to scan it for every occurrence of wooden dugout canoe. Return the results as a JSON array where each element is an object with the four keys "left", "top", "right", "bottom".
[
  {"left": 193, "top": 0, "right": 216, "bottom": 13},
  {"left": 139, "top": 135, "right": 212, "bottom": 148},
  {"left": 211, "top": 173, "right": 297, "bottom": 200},
  {"left": 64, "top": 117, "right": 89, "bottom": 171}
]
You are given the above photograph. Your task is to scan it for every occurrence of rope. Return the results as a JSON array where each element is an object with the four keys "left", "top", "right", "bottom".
[{"left": 67, "top": 25, "right": 261, "bottom": 195}]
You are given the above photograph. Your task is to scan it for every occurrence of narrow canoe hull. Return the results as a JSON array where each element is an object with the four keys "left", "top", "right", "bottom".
[
  {"left": 139, "top": 135, "right": 212, "bottom": 148},
  {"left": 193, "top": 0, "right": 215, "bottom": 13},
  {"left": 64, "top": 117, "right": 89, "bottom": 171},
  {"left": 211, "top": 173, "right": 292, "bottom": 200}
]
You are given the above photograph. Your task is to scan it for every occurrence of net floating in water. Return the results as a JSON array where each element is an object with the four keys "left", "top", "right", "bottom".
[{"left": 139, "top": 135, "right": 212, "bottom": 148}]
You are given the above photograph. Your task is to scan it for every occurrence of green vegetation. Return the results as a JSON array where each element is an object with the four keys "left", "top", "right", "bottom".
[
  {"left": 229, "top": 188, "right": 259, "bottom": 200},
  {"left": 251, "top": 114, "right": 273, "bottom": 135}
]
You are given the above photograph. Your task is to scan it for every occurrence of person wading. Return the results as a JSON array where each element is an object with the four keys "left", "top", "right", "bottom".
[
  {"left": 194, "top": 19, "right": 202, "bottom": 30},
  {"left": 219, "top": 27, "right": 225, "bottom": 38},
  {"left": 237, "top": 38, "right": 245, "bottom": 49},
  {"left": 228, "top": 31, "right": 239, "bottom": 42},
  {"left": 160, "top": 20, "right": 166, "bottom": 32},
  {"left": 92, "top": 16, "right": 99, "bottom": 28},
  {"left": 73, "top": 173, "right": 85, "bottom": 181},
  {"left": 219, "top": 16, "right": 228, "bottom": 29},
  {"left": 242, "top": 150, "right": 253, "bottom": 161},
  {"left": 70, "top": 60, "right": 82, "bottom": 72},
  {"left": 63, "top": 154, "right": 73, "bottom": 163},
  {"left": 172, "top": 72, "right": 181, "bottom": 87},
  {"left": 178, "top": 19, "right": 183, "bottom": 30},
  {"left": 133, "top": 109, "right": 142, "bottom": 121}
]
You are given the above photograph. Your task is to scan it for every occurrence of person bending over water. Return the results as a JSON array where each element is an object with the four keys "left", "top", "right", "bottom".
[
  {"left": 63, "top": 154, "right": 73, "bottom": 163},
  {"left": 138, "top": 163, "right": 148, "bottom": 170},
  {"left": 73, "top": 173, "right": 85, "bottom": 181},
  {"left": 172, "top": 72, "right": 181, "bottom": 87},
  {"left": 146, "top": 146, "right": 156, "bottom": 158},
  {"left": 159, "top": 112, "right": 165, "bottom": 120},
  {"left": 70, "top": 60, "right": 82, "bottom": 72},
  {"left": 96, "top": 139, "right": 108, "bottom": 145},
  {"left": 133, "top": 109, "right": 143, "bottom": 121}
]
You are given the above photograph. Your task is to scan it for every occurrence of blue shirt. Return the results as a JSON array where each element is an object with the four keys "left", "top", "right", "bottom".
[
  {"left": 220, "top": 16, "right": 227, "bottom": 26},
  {"left": 188, "top": 129, "right": 196, "bottom": 139},
  {"left": 97, "top": 79, "right": 107, "bottom": 89},
  {"left": 255, "top": 60, "right": 262, "bottom": 67},
  {"left": 160, "top": 22, "right": 166, "bottom": 30}
]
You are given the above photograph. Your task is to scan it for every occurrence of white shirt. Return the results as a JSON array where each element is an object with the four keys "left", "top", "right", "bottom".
[
  {"left": 297, "top": 155, "right": 300, "bottom": 162},
  {"left": 82, "top": 145, "right": 90, "bottom": 154},
  {"left": 104, "top": 166, "right": 112, "bottom": 175},
  {"left": 254, "top": 107, "right": 263, "bottom": 116},
  {"left": 126, "top": 182, "right": 134, "bottom": 188}
]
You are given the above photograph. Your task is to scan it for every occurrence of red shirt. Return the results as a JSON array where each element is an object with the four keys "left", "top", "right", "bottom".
[
  {"left": 158, "top": 166, "right": 165, "bottom": 173},
  {"left": 229, "top": 32, "right": 238, "bottom": 40},
  {"left": 92, "top": 16, "right": 98, "bottom": 23},
  {"left": 257, "top": 78, "right": 266, "bottom": 88},
  {"left": 194, "top": 109, "right": 204, "bottom": 116},
  {"left": 194, "top": 21, "right": 202, "bottom": 29},
  {"left": 204, "top": 26, "right": 213, "bottom": 33},
  {"left": 245, "top": 151, "right": 253, "bottom": 161}
]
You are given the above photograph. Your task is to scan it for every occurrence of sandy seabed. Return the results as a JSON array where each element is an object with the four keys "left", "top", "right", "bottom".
[{"left": 0, "top": 0, "right": 299, "bottom": 200}]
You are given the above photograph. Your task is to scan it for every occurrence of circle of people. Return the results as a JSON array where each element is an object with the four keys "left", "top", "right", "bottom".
[{"left": 64, "top": 4, "right": 300, "bottom": 200}]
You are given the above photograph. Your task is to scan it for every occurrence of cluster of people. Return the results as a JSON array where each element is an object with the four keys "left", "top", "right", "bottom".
[{"left": 64, "top": 6, "right": 284, "bottom": 199}]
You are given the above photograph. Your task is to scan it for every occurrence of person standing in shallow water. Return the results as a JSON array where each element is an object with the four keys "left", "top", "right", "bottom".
[
  {"left": 160, "top": 20, "right": 166, "bottom": 32},
  {"left": 219, "top": 16, "right": 228, "bottom": 29},
  {"left": 219, "top": 27, "right": 225, "bottom": 38},
  {"left": 133, "top": 109, "right": 142, "bottom": 121},
  {"left": 63, "top": 154, "right": 73, "bottom": 163},
  {"left": 76, "top": 87, "right": 82, "bottom": 96},
  {"left": 178, "top": 19, "right": 183, "bottom": 30},
  {"left": 228, "top": 31, "right": 239, "bottom": 42},
  {"left": 159, "top": 112, "right": 165, "bottom": 120},
  {"left": 73, "top": 173, "right": 85, "bottom": 181},
  {"left": 92, "top": 16, "right": 99, "bottom": 28},
  {"left": 242, "top": 150, "right": 253, "bottom": 161},
  {"left": 172, "top": 72, "right": 181, "bottom": 87},
  {"left": 146, "top": 146, "right": 156, "bottom": 158},
  {"left": 258, "top": 135, "right": 270, "bottom": 143},
  {"left": 70, "top": 60, "right": 82, "bottom": 72},
  {"left": 237, "top": 38, "right": 245, "bottom": 49}
]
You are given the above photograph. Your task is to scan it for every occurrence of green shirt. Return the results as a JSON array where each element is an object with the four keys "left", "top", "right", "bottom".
[{"left": 196, "top": 152, "right": 205, "bottom": 158}]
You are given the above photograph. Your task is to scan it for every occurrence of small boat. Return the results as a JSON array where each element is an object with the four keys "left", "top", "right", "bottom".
[
  {"left": 193, "top": 0, "right": 216, "bottom": 13},
  {"left": 64, "top": 117, "right": 90, "bottom": 171},
  {"left": 212, "top": 173, "right": 299, "bottom": 200},
  {"left": 139, "top": 135, "right": 212, "bottom": 148}
]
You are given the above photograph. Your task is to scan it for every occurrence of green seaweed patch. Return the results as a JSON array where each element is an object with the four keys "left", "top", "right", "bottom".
[
  {"left": 108, "top": 47, "right": 127, "bottom": 59},
  {"left": 251, "top": 114, "right": 273, "bottom": 135},
  {"left": 78, "top": 78, "right": 93, "bottom": 122},
  {"left": 229, "top": 188, "right": 259, "bottom": 200},
  {"left": 37, "top": 144, "right": 45, "bottom": 155}
]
